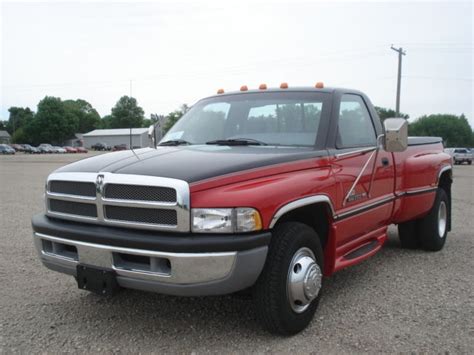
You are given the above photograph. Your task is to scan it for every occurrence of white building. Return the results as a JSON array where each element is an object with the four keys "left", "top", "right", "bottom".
[
  {"left": 83, "top": 128, "right": 149, "bottom": 149},
  {"left": 0, "top": 130, "right": 11, "bottom": 144}
]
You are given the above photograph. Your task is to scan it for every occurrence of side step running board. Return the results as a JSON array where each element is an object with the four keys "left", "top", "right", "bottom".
[
  {"left": 332, "top": 229, "right": 387, "bottom": 273},
  {"left": 344, "top": 240, "right": 378, "bottom": 260}
]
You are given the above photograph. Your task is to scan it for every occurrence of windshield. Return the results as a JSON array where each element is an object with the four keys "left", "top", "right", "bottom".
[{"left": 161, "top": 92, "right": 329, "bottom": 147}]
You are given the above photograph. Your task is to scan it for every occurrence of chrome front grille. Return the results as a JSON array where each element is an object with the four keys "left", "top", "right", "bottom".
[
  {"left": 104, "top": 205, "right": 178, "bottom": 225},
  {"left": 45, "top": 172, "right": 190, "bottom": 232},
  {"left": 104, "top": 184, "right": 177, "bottom": 202},
  {"left": 49, "top": 180, "right": 96, "bottom": 197},
  {"left": 49, "top": 199, "right": 98, "bottom": 218}
]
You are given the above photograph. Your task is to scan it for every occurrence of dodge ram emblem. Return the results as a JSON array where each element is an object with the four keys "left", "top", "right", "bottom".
[{"left": 96, "top": 174, "right": 104, "bottom": 195}]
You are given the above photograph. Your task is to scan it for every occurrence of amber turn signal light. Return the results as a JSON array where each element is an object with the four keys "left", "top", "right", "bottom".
[
  {"left": 315, "top": 82, "right": 324, "bottom": 89},
  {"left": 240, "top": 85, "right": 248, "bottom": 91},
  {"left": 259, "top": 83, "right": 267, "bottom": 90},
  {"left": 280, "top": 82, "right": 288, "bottom": 89},
  {"left": 217, "top": 88, "right": 225, "bottom": 94}
]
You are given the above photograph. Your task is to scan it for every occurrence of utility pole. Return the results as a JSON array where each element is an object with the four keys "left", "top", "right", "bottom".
[
  {"left": 391, "top": 45, "right": 406, "bottom": 117},
  {"left": 129, "top": 79, "right": 133, "bottom": 150}
]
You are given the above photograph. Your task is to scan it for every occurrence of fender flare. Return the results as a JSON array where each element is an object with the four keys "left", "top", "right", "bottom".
[
  {"left": 269, "top": 195, "right": 336, "bottom": 229},
  {"left": 437, "top": 165, "right": 452, "bottom": 184}
]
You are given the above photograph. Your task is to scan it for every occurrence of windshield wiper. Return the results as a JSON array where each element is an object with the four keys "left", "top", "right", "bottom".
[
  {"left": 158, "top": 139, "right": 192, "bottom": 146},
  {"left": 206, "top": 138, "right": 268, "bottom": 146}
]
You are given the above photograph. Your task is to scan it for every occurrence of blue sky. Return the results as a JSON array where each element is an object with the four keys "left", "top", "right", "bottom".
[{"left": 1, "top": 1, "right": 472, "bottom": 126}]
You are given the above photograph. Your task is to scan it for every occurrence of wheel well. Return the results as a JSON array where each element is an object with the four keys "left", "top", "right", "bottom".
[
  {"left": 438, "top": 169, "right": 452, "bottom": 231},
  {"left": 274, "top": 203, "right": 331, "bottom": 249}
]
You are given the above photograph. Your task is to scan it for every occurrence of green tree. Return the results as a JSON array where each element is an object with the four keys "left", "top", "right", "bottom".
[
  {"left": 163, "top": 110, "right": 183, "bottom": 134},
  {"left": 11, "top": 127, "right": 27, "bottom": 143},
  {"left": 109, "top": 96, "right": 144, "bottom": 128},
  {"left": 7, "top": 107, "right": 34, "bottom": 134},
  {"left": 25, "top": 96, "right": 77, "bottom": 145},
  {"left": 97, "top": 114, "right": 112, "bottom": 129},
  {"left": 63, "top": 99, "right": 100, "bottom": 133},
  {"left": 162, "top": 104, "right": 189, "bottom": 134},
  {"left": 409, "top": 114, "right": 474, "bottom": 147},
  {"left": 374, "top": 106, "right": 409, "bottom": 121}
]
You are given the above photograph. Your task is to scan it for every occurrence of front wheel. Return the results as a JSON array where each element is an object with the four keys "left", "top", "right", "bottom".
[{"left": 253, "top": 222, "right": 324, "bottom": 335}]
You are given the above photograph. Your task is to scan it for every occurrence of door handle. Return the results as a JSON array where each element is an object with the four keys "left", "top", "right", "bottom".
[{"left": 381, "top": 157, "right": 390, "bottom": 166}]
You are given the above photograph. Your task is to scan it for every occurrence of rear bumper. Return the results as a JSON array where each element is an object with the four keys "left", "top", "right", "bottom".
[{"left": 32, "top": 214, "right": 270, "bottom": 296}]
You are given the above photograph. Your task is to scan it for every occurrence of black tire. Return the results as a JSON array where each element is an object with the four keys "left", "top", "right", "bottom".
[
  {"left": 398, "top": 220, "right": 421, "bottom": 249},
  {"left": 468, "top": 161, "right": 472, "bottom": 165},
  {"left": 253, "top": 222, "right": 324, "bottom": 335},
  {"left": 418, "top": 188, "right": 449, "bottom": 251}
]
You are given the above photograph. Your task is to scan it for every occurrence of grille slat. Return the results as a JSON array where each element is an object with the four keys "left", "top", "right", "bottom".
[
  {"left": 49, "top": 181, "right": 96, "bottom": 197},
  {"left": 105, "top": 206, "right": 177, "bottom": 225},
  {"left": 104, "top": 184, "right": 176, "bottom": 202},
  {"left": 49, "top": 199, "right": 97, "bottom": 218}
]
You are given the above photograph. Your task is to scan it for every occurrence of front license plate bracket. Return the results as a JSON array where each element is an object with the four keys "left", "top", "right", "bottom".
[{"left": 76, "top": 265, "right": 120, "bottom": 296}]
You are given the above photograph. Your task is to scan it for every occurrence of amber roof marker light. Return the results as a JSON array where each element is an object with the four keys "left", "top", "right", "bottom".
[
  {"left": 240, "top": 85, "right": 248, "bottom": 91},
  {"left": 280, "top": 82, "right": 289, "bottom": 89},
  {"left": 259, "top": 83, "right": 267, "bottom": 90},
  {"left": 315, "top": 82, "right": 324, "bottom": 89},
  {"left": 217, "top": 88, "right": 225, "bottom": 94}
]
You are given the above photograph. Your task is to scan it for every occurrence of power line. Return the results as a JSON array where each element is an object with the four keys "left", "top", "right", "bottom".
[
  {"left": 2, "top": 47, "right": 390, "bottom": 90},
  {"left": 403, "top": 75, "right": 473, "bottom": 82}
]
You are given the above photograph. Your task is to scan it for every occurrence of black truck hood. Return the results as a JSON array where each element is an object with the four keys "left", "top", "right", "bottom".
[{"left": 56, "top": 146, "right": 326, "bottom": 183}]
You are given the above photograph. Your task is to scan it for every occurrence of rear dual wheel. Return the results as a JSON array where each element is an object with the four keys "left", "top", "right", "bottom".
[
  {"left": 398, "top": 188, "right": 449, "bottom": 251},
  {"left": 253, "top": 222, "right": 323, "bottom": 335}
]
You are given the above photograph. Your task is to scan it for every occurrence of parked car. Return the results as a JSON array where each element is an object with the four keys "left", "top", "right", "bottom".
[
  {"left": 32, "top": 85, "right": 453, "bottom": 335},
  {"left": 64, "top": 146, "right": 78, "bottom": 153},
  {"left": 22, "top": 144, "right": 40, "bottom": 154},
  {"left": 112, "top": 144, "right": 128, "bottom": 151},
  {"left": 38, "top": 144, "right": 54, "bottom": 154},
  {"left": 91, "top": 142, "right": 111, "bottom": 151},
  {"left": 0, "top": 144, "right": 15, "bottom": 154},
  {"left": 467, "top": 148, "right": 474, "bottom": 159},
  {"left": 53, "top": 146, "right": 67, "bottom": 154},
  {"left": 10, "top": 144, "right": 25, "bottom": 152},
  {"left": 444, "top": 148, "right": 472, "bottom": 165},
  {"left": 76, "top": 147, "right": 88, "bottom": 153}
]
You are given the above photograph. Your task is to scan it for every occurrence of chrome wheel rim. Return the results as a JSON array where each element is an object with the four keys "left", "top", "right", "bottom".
[
  {"left": 287, "top": 247, "right": 322, "bottom": 313},
  {"left": 438, "top": 201, "right": 447, "bottom": 238}
]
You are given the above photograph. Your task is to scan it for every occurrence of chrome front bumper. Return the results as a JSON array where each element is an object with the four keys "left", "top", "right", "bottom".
[{"left": 33, "top": 232, "right": 268, "bottom": 296}]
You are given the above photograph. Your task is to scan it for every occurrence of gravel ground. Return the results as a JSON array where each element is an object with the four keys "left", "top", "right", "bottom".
[{"left": 0, "top": 153, "right": 473, "bottom": 353}]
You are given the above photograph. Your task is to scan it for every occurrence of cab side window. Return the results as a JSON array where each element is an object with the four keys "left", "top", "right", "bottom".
[{"left": 337, "top": 94, "right": 376, "bottom": 148}]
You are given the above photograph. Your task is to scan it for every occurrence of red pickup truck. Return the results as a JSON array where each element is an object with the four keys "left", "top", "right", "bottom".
[{"left": 32, "top": 85, "right": 452, "bottom": 335}]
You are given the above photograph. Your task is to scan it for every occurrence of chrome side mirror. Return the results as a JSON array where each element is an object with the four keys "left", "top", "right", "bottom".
[{"left": 383, "top": 118, "right": 408, "bottom": 152}]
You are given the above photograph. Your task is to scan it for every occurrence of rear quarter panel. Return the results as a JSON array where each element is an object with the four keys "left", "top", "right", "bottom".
[{"left": 391, "top": 142, "right": 452, "bottom": 223}]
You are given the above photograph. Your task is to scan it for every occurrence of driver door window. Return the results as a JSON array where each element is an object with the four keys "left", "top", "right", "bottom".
[{"left": 337, "top": 95, "right": 376, "bottom": 148}]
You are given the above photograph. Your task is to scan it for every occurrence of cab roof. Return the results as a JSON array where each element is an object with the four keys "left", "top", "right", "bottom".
[{"left": 203, "top": 86, "right": 365, "bottom": 100}]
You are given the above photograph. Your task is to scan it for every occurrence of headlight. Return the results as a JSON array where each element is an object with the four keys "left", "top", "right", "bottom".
[{"left": 191, "top": 208, "right": 262, "bottom": 233}]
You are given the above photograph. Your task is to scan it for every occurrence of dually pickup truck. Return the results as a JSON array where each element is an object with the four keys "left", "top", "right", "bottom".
[{"left": 32, "top": 84, "right": 453, "bottom": 335}]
